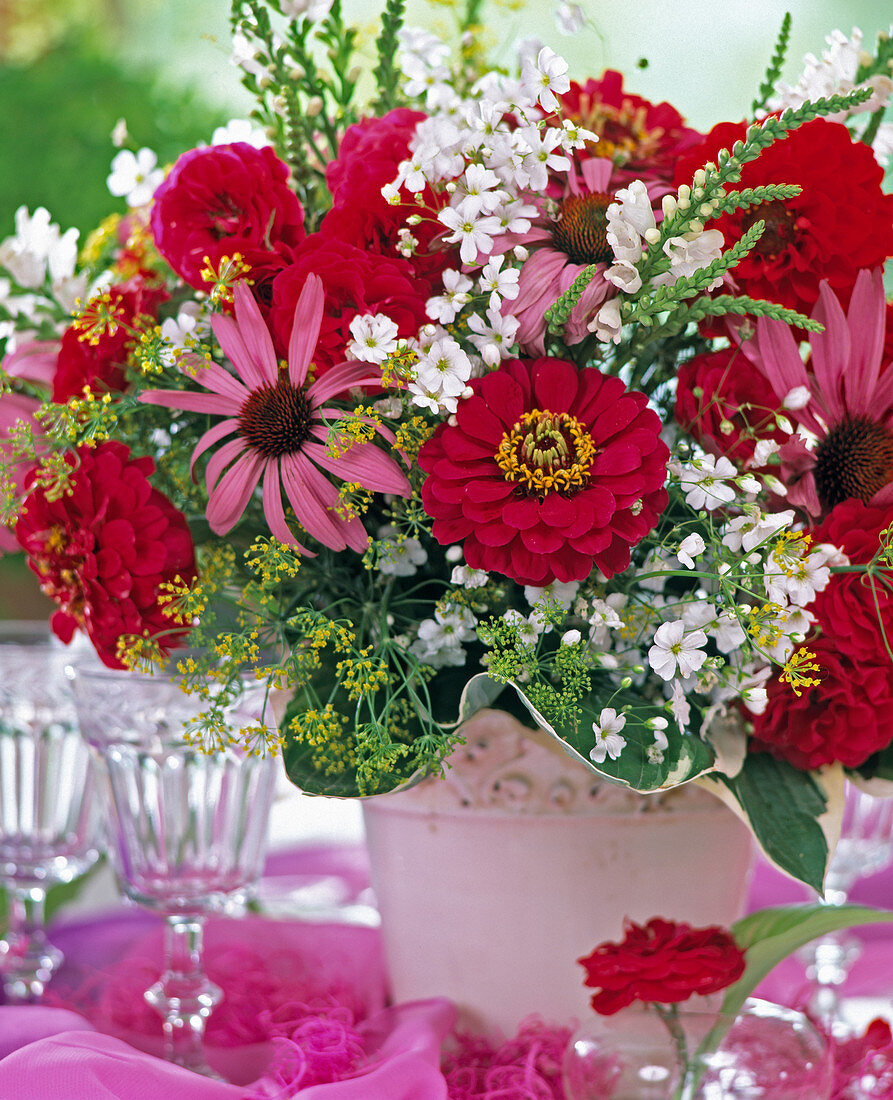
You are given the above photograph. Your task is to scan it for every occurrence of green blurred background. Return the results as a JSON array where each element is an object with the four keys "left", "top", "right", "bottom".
[{"left": 1, "top": 0, "right": 891, "bottom": 618}]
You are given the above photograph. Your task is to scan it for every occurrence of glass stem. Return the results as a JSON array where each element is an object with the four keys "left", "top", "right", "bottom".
[
  {"left": 0, "top": 884, "right": 62, "bottom": 1003},
  {"left": 144, "top": 915, "right": 222, "bottom": 1076}
]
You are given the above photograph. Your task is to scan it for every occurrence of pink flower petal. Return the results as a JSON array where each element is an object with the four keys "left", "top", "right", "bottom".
[
  {"left": 844, "top": 268, "right": 886, "bottom": 415},
  {"left": 233, "top": 282, "right": 280, "bottom": 387},
  {"left": 205, "top": 436, "right": 251, "bottom": 495},
  {"left": 303, "top": 439, "right": 411, "bottom": 496},
  {"left": 262, "top": 461, "right": 312, "bottom": 554},
  {"left": 753, "top": 318, "right": 825, "bottom": 436},
  {"left": 206, "top": 450, "right": 265, "bottom": 534},
  {"left": 138, "top": 388, "right": 242, "bottom": 416},
  {"left": 287, "top": 273, "right": 325, "bottom": 389},
  {"left": 578, "top": 158, "right": 615, "bottom": 195},
  {"left": 810, "top": 281, "right": 850, "bottom": 421},
  {"left": 189, "top": 418, "right": 240, "bottom": 481},
  {"left": 281, "top": 452, "right": 367, "bottom": 553},
  {"left": 3, "top": 339, "right": 59, "bottom": 384},
  {"left": 308, "top": 361, "right": 386, "bottom": 407}
]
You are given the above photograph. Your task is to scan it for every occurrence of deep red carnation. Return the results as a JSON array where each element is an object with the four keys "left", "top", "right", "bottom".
[
  {"left": 674, "top": 346, "right": 783, "bottom": 465},
  {"left": 268, "top": 235, "right": 429, "bottom": 372},
  {"left": 418, "top": 357, "right": 668, "bottom": 586},
  {"left": 578, "top": 918, "right": 746, "bottom": 1015},
  {"left": 674, "top": 118, "right": 893, "bottom": 317},
  {"left": 321, "top": 109, "right": 451, "bottom": 289},
  {"left": 15, "top": 441, "right": 197, "bottom": 668},
  {"left": 810, "top": 500, "right": 893, "bottom": 664},
  {"left": 150, "top": 142, "right": 305, "bottom": 291},
  {"left": 750, "top": 636, "right": 893, "bottom": 770},
  {"left": 553, "top": 71, "right": 702, "bottom": 183},
  {"left": 52, "top": 277, "right": 169, "bottom": 402}
]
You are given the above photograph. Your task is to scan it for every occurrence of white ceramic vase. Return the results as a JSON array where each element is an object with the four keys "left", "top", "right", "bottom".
[{"left": 362, "top": 709, "right": 755, "bottom": 1037}]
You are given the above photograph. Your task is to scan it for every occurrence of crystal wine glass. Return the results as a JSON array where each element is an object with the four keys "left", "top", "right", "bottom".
[
  {"left": 69, "top": 664, "right": 277, "bottom": 1077},
  {"left": 803, "top": 782, "right": 893, "bottom": 1028},
  {"left": 0, "top": 622, "right": 101, "bottom": 1002}
]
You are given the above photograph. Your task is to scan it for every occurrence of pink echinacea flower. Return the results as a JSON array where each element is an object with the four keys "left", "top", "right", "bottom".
[{"left": 140, "top": 276, "right": 410, "bottom": 553}]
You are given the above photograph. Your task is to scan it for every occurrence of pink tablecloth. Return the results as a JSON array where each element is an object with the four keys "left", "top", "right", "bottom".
[{"left": 0, "top": 844, "right": 891, "bottom": 1098}]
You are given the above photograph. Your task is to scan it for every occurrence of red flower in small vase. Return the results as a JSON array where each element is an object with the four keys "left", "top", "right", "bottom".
[
  {"left": 674, "top": 118, "right": 893, "bottom": 319},
  {"left": 150, "top": 142, "right": 306, "bottom": 292},
  {"left": 553, "top": 71, "right": 703, "bottom": 184},
  {"left": 418, "top": 357, "right": 668, "bottom": 586},
  {"left": 578, "top": 918, "right": 746, "bottom": 1015},
  {"left": 750, "top": 634, "right": 893, "bottom": 771},
  {"left": 15, "top": 441, "right": 197, "bottom": 668}
]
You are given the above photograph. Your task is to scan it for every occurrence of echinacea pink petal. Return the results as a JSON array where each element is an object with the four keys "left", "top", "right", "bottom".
[
  {"left": 754, "top": 318, "right": 826, "bottom": 436},
  {"left": 578, "top": 158, "right": 615, "bottom": 195},
  {"left": 279, "top": 452, "right": 348, "bottom": 551},
  {"left": 232, "top": 281, "right": 279, "bottom": 387},
  {"left": 303, "top": 438, "right": 411, "bottom": 496},
  {"left": 138, "top": 388, "right": 242, "bottom": 416},
  {"left": 205, "top": 436, "right": 250, "bottom": 495},
  {"left": 2, "top": 339, "right": 58, "bottom": 384},
  {"left": 262, "top": 461, "right": 312, "bottom": 554},
  {"left": 211, "top": 306, "right": 274, "bottom": 393},
  {"left": 844, "top": 268, "right": 886, "bottom": 415},
  {"left": 206, "top": 449, "right": 265, "bottom": 534},
  {"left": 810, "top": 281, "right": 850, "bottom": 421},
  {"left": 307, "top": 361, "right": 386, "bottom": 407},
  {"left": 288, "top": 273, "right": 325, "bottom": 388},
  {"left": 189, "top": 418, "right": 240, "bottom": 481},
  {"left": 185, "top": 358, "right": 253, "bottom": 403}
]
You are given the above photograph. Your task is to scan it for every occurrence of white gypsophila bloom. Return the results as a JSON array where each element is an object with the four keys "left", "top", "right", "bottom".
[
  {"left": 347, "top": 313, "right": 400, "bottom": 364},
  {"left": 752, "top": 438, "right": 781, "bottom": 467},
  {"left": 107, "top": 148, "right": 164, "bottom": 207},
  {"left": 555, "top": 1, "right": 585, "bottom": 35},
  {"left": 376, "top": 524, "right": 428, "bottom": 577},
  {"left": 647, "top": 719, "right": 670, "bottom": 764},
  {"left": 409, "top": 634, "right": 466, "bottom": 668},
  {"left": 561, "top": 629, "right": 582, "bottom": 646},
  {"left": 397, "top": 27, "right": 451, "bottom": 103},
  {"left": 451, "top": 564, "right": 489, "bottom": 589},
  {"left": 212, "top": 118, "right": 270, "bottom": 148},
  {"left": 525, "top": 579, "right": 580, "bottom": 611},
  {"left": 437, "top": 207, "right": 503, "bottom": 264},
  {"left": 520, "top": 46, "right": 570, "bottom": 113},
  {"left": 764, "top": 541, "right": 845, "bottom": 608},
  {"left": 281, "top": 0, "right": 333, "bottom": 19},
  {"left": 503, "top": 608, "right": 542, "bottom": 646},
  {"left": 466, "top": 309, "right": 519, "bottom": 366},
  {"left": 637, "top": 548, "right": 675, "bottom": 593},
  {"left": 648, "top": 619, "right": 709, "bottom": 681},
  {"left": 0, "top": 206, "right": 76, "bottom": 289},
  {"left": 494, "top": 197, "right": 537, "bottom": 237},
  {"left": 709, "top": 610, "right": 747, "bottom": 655},
  {"left": 425, "top": 269, "right": 473, "bottom": 324},
  {"left": 478, "top": 254, "right": 520, "bottom": 310},
  {"left": 514, "top": 124, "right": 571, "bottom": 192},
  {"left": 451, "top": 164, "right": 506, "bottom": 219},
  {"left": 410, "top": 606, "right": 477, "bottom": 668},
  {"left": 679, "top": 455, "right": 739, "bottom": 511},
  {"left": 721, "top": 508, "right": 795, "bottom": 553},
  {"left": 676, "top": 533, "right": 706, "bottom": 569},
  {"left": 409, "top": 333, "right": 472, "bottom": 413},
  {"left": 590, "top": 299, "right": 623, "bottom": 344},
  {"left": 588, "top": 596, "right": 624, "bottom": 633},
  {"left": 590, "top": 709, "right": 627, "bottom": 764},
  {"left": 159, "top": 303, "right": 210, "bottom": 365},
  {"left": 669, "top": 679, "right": 690, "bottom": 732},
  {"left": 872, "top": 122, "right": 893, "bottom": 167},
  {"left": 782, "top": 385, "right": 812, "bottom": 410},
  {"left": 230, "top": 32, "right": 271, "bottom": 80}
]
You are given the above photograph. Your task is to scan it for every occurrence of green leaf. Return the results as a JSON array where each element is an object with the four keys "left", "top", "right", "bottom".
[
  {"left": 506, "top": 685, "right": 716, "bottom": 791},
  {"left": 717, "top": 755, "right": 828, "bottom": 892},
  {"left": 721, "top": 903, "right": 893, "bottom": 1020}
]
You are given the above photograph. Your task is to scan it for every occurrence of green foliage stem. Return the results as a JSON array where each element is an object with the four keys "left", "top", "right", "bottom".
[
  {"left": 751, "top": 12, "right": 792, "bottom": 116},
  {"left": 371, "top": 0, "right": 407, "bottom": 113}
]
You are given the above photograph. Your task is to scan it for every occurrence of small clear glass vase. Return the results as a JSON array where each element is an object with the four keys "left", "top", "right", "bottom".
[{"left": 563, "top": 997, "right": 833, "bottom": 1100}]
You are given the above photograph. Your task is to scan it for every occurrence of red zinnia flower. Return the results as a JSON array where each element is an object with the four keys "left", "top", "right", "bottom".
[
  {"left": 320, "top": 109, "right": 451, "bottom": 290},
  {"left": 15, "top": 441, "right": 197, "bottom": 668},
  {"left": 418, "top": 357, "right": 668, "bottom": 586},
  {"left": 810, "top": 500, "right": 893, "bottom": 665},
  {"left": 750, "top": 635, "right": 893, "bottom": 770},
  {"left": 268, "top": 235, "right": 429, "bottom": 372},
  {"left": 150, "top": 142, "right": 306, "bottom": 292},
  {"left": 674, "top": 345, "right": 783, "bottom": 466},
  {"left": 52, "top": 276, "right": 169, "bottom": 403},
  {"left": 674, "top": 118, "right": 893, "bottom": 318},
  {"left": 553, "top": 71, "right": 703, "bottom": 184},
  {"left": 578, "top": 918, "right": 746, "bottom": 1015}
]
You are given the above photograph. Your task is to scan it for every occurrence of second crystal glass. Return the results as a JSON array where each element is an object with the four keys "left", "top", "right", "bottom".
[{"left": 69, "top": 665, "right": 277, "bottom": 1077}]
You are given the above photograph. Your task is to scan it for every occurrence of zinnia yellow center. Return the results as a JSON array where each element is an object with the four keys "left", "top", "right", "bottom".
[{"left": 495, "top": 409, "right": 595, "bottom": 494}]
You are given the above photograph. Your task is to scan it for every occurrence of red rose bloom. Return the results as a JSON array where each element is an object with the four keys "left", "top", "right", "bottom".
[
  {"left": 418, "top": 357, "right": 668, "bottom": 586},
  {"left": 150, "top": 143, "right": 305, "bottom": 291},
  {"left": 674, "top": 346, "right": 783, "bottom": 465},
  {"left": 578, "top": 918, "right": 746, "bottom": 1015},
  {"left": 674, "top": 118, "right": 893, "bottom": 317},
  {"left": 810, "top": 500, "right": 893, "bottom": 663},
  {"left": 52, "top": 277, "right": 169, "bottom": 402},
  {"left": 554, "top": 71, "right": 702, "bottom": 183},
  {"left": 15, "top": 441, "right": 197, "bottom": 668},
  {"left": 321, "top": 109, "right": 451, "bottom": 289},
  {"left": 268, "top": 235, "right": 429, "bottom": 372},
  {"left": 750, "top": 636, "right": 893, "bottom": 770}
]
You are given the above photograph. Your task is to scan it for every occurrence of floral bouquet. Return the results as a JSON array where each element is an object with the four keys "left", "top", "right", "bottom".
[{"left": 2, "top": 0, "right": 893, "bottom": 891}]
